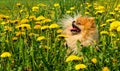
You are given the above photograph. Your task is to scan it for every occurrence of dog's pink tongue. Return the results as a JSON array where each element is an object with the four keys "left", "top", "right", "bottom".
[{"left": 71, "top": 28, "right": 78, "bottom": 31}]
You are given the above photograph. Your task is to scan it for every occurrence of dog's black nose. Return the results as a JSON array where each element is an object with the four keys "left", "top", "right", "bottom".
[{"left": 72, "top": 21, "right": 76, "bottom": 28}]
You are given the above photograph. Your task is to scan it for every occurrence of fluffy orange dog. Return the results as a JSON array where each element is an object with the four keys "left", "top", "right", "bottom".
[{"left": 60, "top": 15, "right": 98, "bottom": 54}]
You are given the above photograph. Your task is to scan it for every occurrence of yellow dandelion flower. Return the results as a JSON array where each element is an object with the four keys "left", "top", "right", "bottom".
[
  {"left": 65, "top": 55, "right": 83, "bottom": 62},
  {"left": 34, "top": 25, "right": 41, "bottom": 29},
  {"left": 114, "top": 7, "right": 119, "bottom": 11},
  {"left": 16, "top": 3, "right": 21, "bottom": 7},
  {"left": 70, "top": 7, "right": 75, "bottom": 10},
  {"left": 100, "top": 31, "right": 109, "bottom": 35},
  {"left": 20, "top": 19, "right": 29, "bottom": 24},
  {"left": 35, "top": 22, "right": 41, "bottom": 24},
  {"left": 109, "top": 21, "right": 120, "bottom": 31},
  {"left": 54, "top": 3, "right": 60, "bottom": 7},
  {"left": 109, "top": 12, "right": 115, "bottom": 15},
  {"left": 4, "top": 26, "right": 12, "bottom": 32},
  {"left": 15, "top": 32, "right": 25, "bottom": 36},
  {"left": 37, "top": 36, "right": 46, "bottom": 41},
  {"left": 5, "top": 40, "right": 9, "bottom": 43},
  {"left": 19, "top": 10, "right": 23, "bottom": 13},
  {"left": 32, "top": 6, "right": 39, "bottom": 12},
  {"left": 102, "top": 67, "right": 110, "bottom": 71},
  {"left": 95, "top": 6, "right": 104, "bottom": 10},
  {"left": 57, "top": 29, "right": 63, "bottom": 33},
  {"left": 36, "top": 16, "right": 45, "bottom": 21},
  {"left": 41, "top": 26, "right": 49, "bottom": 30},
  {"left": 85, "top": 12, "right": 90, "bottom": 15},
  {"left": 106, "top": 19, "right": 115, "bottom": 23},
  {"left": 28, "top": 33, "right": 35, "bottom": 37},
  {"left": 57, "top": 34, "right": 67, "bottom": 38},
  {"left": 49, "top": 23, "right": 59, "bottom": 29},
  {"left": 42, "top": 45, "right": 50, "bottom": 49},
  {"left": 1, "top": 52, "right": 11, "bottom": 58},
  {"left": 117, "top": 26, "right": 120, "bottom": 32},
  {"left": 0, "top": 14, "right": 10, "bottom": 20},
  {"left": 91, "top": 58, "right": 97, "bottom": 64},
  {"left": 100, "top": 24, "right": 106, "bottom": 27},
  {"left": 43, "top": 18, "right": 52, "bottom": 23},
  {"left": 12, "top": 19, "right": 19, "bottom": 24},
  {"left": 66, "top": 10, "right": 71, "bottom": 14},
  {"left": 1, "top": 22, "right": 6, "bottom": 25},
  {"left": 75, "top": 64, "right": 86, "bottom": 70},
  {"left": 95, "top": 10, "right": 105, "bottom": 14},
  {"left": 12, "top": 37, "right": 18, "bottom": 41},
  {"left": 29, "top": 16, "right": 36, "bottom": 21},
  {"left": 16, "top": 24, "right": 31, "bottom": 30}
]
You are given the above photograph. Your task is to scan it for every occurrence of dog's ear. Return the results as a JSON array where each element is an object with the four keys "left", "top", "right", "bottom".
[{"left": 88, "top": 17, "right": 96, "bottom": 28}]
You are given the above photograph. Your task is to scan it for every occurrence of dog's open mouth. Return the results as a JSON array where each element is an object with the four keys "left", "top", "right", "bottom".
[{"left": 70, "top": 21, "right": 81, "bottom": 33}]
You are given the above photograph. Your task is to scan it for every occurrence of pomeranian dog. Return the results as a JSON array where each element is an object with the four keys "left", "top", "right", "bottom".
[{"left": 59, "top": 15, "right": 98, "bottom": 54}]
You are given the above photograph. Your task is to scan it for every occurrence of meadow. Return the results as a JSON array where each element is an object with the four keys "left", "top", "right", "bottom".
[{"left": 0, "top": 0, "right": 120, "bottom": 71}]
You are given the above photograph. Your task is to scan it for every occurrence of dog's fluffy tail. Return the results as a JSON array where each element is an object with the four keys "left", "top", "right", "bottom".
[{"left": 58, "top": 14, "right": 81, "bottom": 29}]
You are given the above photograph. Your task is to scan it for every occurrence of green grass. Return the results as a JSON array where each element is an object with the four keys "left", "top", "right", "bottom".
[{"left": 0, "top": 0, "right": 120, "bottom": 71}]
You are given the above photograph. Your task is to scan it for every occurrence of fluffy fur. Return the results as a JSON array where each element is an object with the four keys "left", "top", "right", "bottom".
[{"left": 59, "top": 15, "right": 98, "bottom": 54}]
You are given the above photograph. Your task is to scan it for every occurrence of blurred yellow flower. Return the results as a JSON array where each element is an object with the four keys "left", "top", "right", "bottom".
[
  {"left": 16, "top": 24, "right": 31, "bottom": 31},
  {"left": 66, "top": 10, "right": 71, "bottom": 14},
  {"left": 109, "top": 21, "right": 120, "bottom": 31},
  {"left": 19, "top": 10, "right": 24, "bottom": 13},
  {"left": 36, "top": 16, "right": 45, "bottom": 21},
  {"left": 41, "top": 26, "right": 49, "bottom": 30},
  {"left": 12, "top": 37, "right": 18, "bottom": 41},
  {"left": 65, "top": 55, "right": 83, "bottom": 62},
  {"left": 100, "top": 31, "right": 109, "bottom": 35},
  {"left": 35, "top": 22, "right": 41, "bottom": 24},
  {"left": 114, "top": 7, "right": 119, "bottom": 11},
  {"left": 4, "top": 26, "right": 12, "bottom": 32},
  {"left": 20, "top": 19, "right": 29, "bottom": 24},
  {"left": 49, "top": 23, "right": 59, "bottom": 29},
  {"left": 57, "top": 29, "right": 63, "bottom": 33},
  {"left": 91, "top": 58, "right": 97, "bottom": 64},
  {"left": 100, "top": 24, "right": 106, "bottom": 27},
  {"left": 1, "top": 22, "right": 6, "bottom": 25},
  {"left": 15, "top": 32, "right": 25, "bottom": 36},
  {"left": 54, "top": 3, "right": 60, "bottom": 7},
  {"left": 0, "top": 52, "right": 11, "bottom": 58},
  {"left": 75, "top": 64, "right": 86, "bottom": 70},
  {"left": 16, "top": 3, "right": 21, "bottom": 7},
  {"left": 95, "top": 10, "right": 105, "bottom": 14},
  {"left": 42, "top": 45, "right": 50, "bottom": 49},
  {"left": 32, "top": 6, "right": 39, "bottom": 12},
  {"left": 106, "top": 19, "right": 115, "bottom": 23},
  {"left": 29, "top": 16, "right": 36, "bottom": 20},
  {"left": 70, "top": 7, "right": 75, "bottom": 10},
  {"left": 109, "top": 12, "right": 115, "bottom": 15},
  {"left": 95, "top": 6, "right": 104, "bottom": 10},
  {"left": 0, "top": 14, "right": 10, "bottom": 20},
  {"left": 85, "top": 12, "right": 90, "bottom": 15},
  {"left": 37, "top": 36, "right": 46, "bottom": 41},
  {"left": 34, "top": 25, "right": 41, "bottom": 29},
  {"left": 57, "top": 34, "right": 67, "bottom": 38},
  {"left": 102, "top": 67, "right": 110, "bottom": 71},
  {"left": 43, "top": 18, "right": 52, "bottom": 23},
  {"left": 117, "top": 26, "right": 120, "bottom": 32}
]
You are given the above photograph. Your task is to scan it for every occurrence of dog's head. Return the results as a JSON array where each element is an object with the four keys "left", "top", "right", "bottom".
[{"left": 70, "top": 17, "right": 96, "bottom": 34}]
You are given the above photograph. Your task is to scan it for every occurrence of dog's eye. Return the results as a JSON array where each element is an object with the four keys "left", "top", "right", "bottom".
[{"left": 77, "top": 22, "right": 81, "bottom": 25}]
